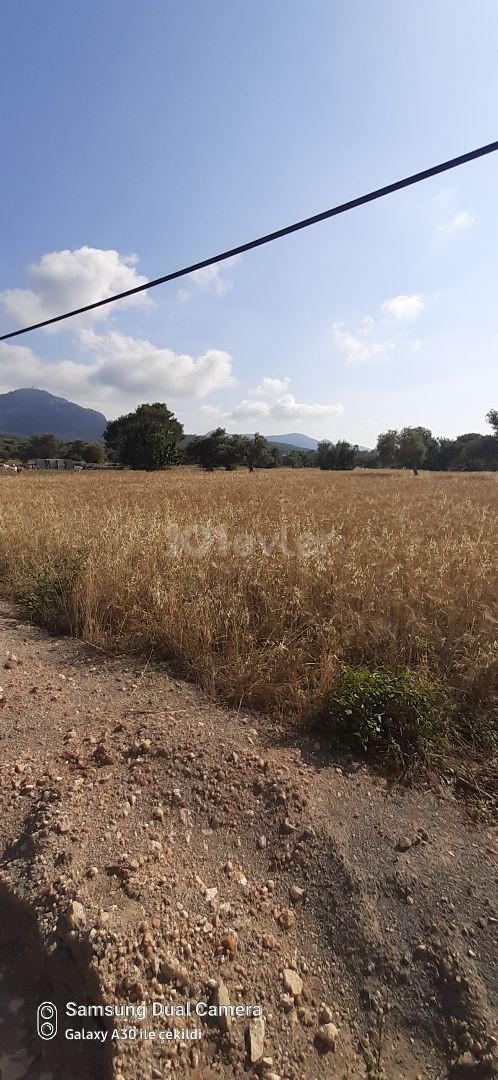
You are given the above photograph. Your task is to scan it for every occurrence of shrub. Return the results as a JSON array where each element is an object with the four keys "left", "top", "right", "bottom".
[
  {"left": 20, "top": 551, "right": 86, "bottom": 634},
  {"left": 322, "top": 664, "right": 446, "bottom": 766}
]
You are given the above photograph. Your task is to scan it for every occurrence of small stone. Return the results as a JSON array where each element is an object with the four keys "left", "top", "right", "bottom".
[
  {"left": 319, "top": 1005, "right": 334, "bottom": 1024},
  {"left": 159, "top": 958, "right": 179, "bottom": 983},
  {"left": 279, "top": 907, "right": 296, "bottom": 931},
  {"left": 205, "top": 887, "right": 218, "bottom": 903},
  {"left": 258, "top": 836, "right": 267, "bottom": 849},
  {"left": 413, "top": 943, "right": 429, "bottom": 959},
  {"left": 247, "top": 1016, "right": 265, "bottom": 1062},
  {"left": 279, "top": 994, "right": 294, "bottom": 1012},
  {"left": 67, "top": 900, "right": 86, "bottom": 930},
  {"left": 283, "top": 968, "right": 303, "bottom": 997},
  {"left": 281, "top": 818, "right": 297, "bottom": 834},
  {"left": 316, "top": 1022, "right": 339, "bottom": 1051},
  {"left": 221, "top": 930, "right": 238, "bottom": 957},
  {"left": 397, "top": 836, "right": 412, "bottom": 852},
  {"left": 153, "top": 806, "right": 164, "bottom": 821},
  {"left": 214, "top": 979, "right": 231, "bottom": 1032},
  {"left": 289, "top": 885, "right": 305, "bottom": 903}
]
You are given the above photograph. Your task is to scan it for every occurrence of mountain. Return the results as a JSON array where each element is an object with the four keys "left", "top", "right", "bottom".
[
  {"left": 263, "top": 432, "right": 319, "bottom": 451},
  {"left": 0, "top": 389, "right": 107, "bottom": 441}
]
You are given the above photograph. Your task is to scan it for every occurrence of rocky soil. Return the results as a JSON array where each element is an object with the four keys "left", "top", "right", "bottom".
[{"left": 0, "top": 603, "right": 497, "bottom": 1080}]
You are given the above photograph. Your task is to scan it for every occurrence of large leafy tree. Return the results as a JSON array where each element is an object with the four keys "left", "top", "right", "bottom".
[
  {"left": 245, "top": 432, "right": 271, "bottom": 471},
  {"left": 376, "top": 430, "right": 398, "bottom": 468},
  {"left": 104, "top": 403, "right": 183, "bottom": 470},
  {"left": 397, "top": 427, "right": 428, "bottom": 474}
]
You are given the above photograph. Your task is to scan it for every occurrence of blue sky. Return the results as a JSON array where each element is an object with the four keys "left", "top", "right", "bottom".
[{"left": 0, "top": 0, "right": 497, "bottom": 443}]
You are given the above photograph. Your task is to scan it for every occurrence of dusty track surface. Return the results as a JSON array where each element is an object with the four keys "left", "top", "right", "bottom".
[{"left": 0, "top": 604, "right": 497, "bottom": 1080}]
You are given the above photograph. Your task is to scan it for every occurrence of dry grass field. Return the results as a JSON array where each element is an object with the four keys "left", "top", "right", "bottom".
[{"left": 0, "top": 468, "right": 496, "bottom": 771}]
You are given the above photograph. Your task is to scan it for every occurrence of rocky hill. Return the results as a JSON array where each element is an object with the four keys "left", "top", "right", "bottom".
[{"left": 0, "top": 388, "right": 107, "bottom": 441}]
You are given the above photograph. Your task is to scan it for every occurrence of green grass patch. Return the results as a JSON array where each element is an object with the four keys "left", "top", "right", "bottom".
[
  {"left": 19, "top": 550, "right": 86, "bottom": 635},
  {"left": 322, "top": 664, "right": 446, "bottom": 767}
]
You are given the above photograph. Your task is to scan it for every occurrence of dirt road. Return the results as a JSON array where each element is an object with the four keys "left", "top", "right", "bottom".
[{"left": 0, "top": 604, "right": 496, "bottom": 1079}]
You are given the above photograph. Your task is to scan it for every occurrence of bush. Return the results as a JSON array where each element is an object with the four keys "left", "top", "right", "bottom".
[
  {"left": 322, "top": 664, "right": 446, "bottom": 766},
  {"left": 20, "top": 551, "right": 86, "bottom": 634}
]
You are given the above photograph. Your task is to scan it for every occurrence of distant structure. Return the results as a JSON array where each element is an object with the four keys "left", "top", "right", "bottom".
[{"left": 35, "top": 458, "right": 82, "bottom": 470}]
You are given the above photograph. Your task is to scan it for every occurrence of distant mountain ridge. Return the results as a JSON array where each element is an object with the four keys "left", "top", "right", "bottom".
[
  {"left": 0, "top": 389, "right": 371, "bottom": 451},
  {"left": 0, "top": 389, "right": 107, "bottom": 441}
]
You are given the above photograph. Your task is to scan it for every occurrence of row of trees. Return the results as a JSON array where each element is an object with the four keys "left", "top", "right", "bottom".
[
  {"left": 2, "top": 406, "right": 497, "bottom": 474},
  {"left": 376, "top": 412, "right": 498, "bottom": 473},
  {"left": 103, "top": 405, "right": 497, "bottom": 474},
  {"left": 0, "top": 432, "right": 105, "bottom": 464}
]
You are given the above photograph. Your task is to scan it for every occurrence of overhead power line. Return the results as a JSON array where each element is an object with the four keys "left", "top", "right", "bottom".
[{"left": 1, "top": 138, "right": 498, "bottom": 342}]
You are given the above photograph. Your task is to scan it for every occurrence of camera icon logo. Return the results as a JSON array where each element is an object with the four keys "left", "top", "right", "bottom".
[{"left": 37, "top": 1001, "right": 57, "bottom": 1040}]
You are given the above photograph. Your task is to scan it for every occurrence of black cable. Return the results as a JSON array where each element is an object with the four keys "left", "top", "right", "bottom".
[{"left": 1, "top": 138, "right": 497, "bottom": 342}]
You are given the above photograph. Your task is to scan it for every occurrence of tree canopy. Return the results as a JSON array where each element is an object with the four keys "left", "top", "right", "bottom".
[
  {"left": 104, "top": 403, "right": 183, "bottom": 470},
  {"left": 375, "top": 412, "right": 498, "bottom": 473}
]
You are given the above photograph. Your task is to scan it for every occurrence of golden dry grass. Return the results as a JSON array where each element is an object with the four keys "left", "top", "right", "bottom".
[{"left": 0, "top": 468, "right": 496, "bottom": 737}]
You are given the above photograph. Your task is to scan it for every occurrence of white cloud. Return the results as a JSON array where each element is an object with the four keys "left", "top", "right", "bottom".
[
  {"left": 0, "top": 247, "right": 150, "bottom": 331},
  {"left": 230, "top": 394, "right": 343, "bottom": 423},
  {"left": 0, "top": 341, "right": 94, "bottom": 399},
  {"left": 79, "top": 329, "right": 236, "bottom": 399},
  {"left": 438, "top": 210, "right": 475, "bottom": 236},
  {"left": 0, "top": 330, "right": 236, "bottom": 416},
  {"left": 272, "top": 394, "right": 343, "bottom": 420},
  {"left": 248, "top": 376, "right": 291, "bottom": 397},
  {"left": 333, "top": 323, "right": 395, "bottom": 363},
  {"left": 231, "top": 399, "right": 271, "bottom": 420},
  {"left": 381, "top": 294, "right": 424, "bottom": 320}
]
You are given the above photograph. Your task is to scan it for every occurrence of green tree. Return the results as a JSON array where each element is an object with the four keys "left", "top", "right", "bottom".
[
  {"left": 267, "top": 445, "right": 282, "bottom": 468},
  {"left": 80, "top": 441, "right": 105, "bottom": 464},
  {"left": 334, "top": 440, "right": 357, "bottom": 470},
  {"left": 376, "top": 430, "right": 398, "bottom": 468},
  {"left": 317, "top": 440, "right": 356, "bottom": 470},
  {"left": 398, "top": 427, "right": 427, "bottom": 475},
  {"left": 64, "top": 440, "right": 105, "bottom": 464},
  {"left": 485, "top": 408, "right": 498, "bottom": 436},
  {"left": 187, "top": 428, "right": 228, "bottom": 471},
  {"left": 222, "top": 434, "right": 249, "bottom": 470},
  {"left": 355, "top": 449, "right": 378, "bottom": 469},
  {"left": 457, "top": 435, "right": 498, "bottom": 471},
  {"left": 28, "top": 433, "right": 64, "bottom": 459},
  {"left": 282, "top": 449, "right": 306, "bottom": 468},
  {"left": 317, "top": 441, "right": 334, "bottom": 469},
  {"left": 246, "top": 433, "right": 271, "bottom": 471},
  {"left": 104, "top": 403, "right": 183, "bottom": 470}
]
